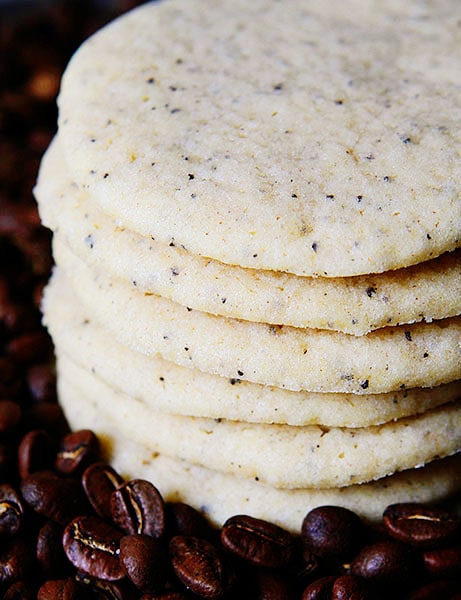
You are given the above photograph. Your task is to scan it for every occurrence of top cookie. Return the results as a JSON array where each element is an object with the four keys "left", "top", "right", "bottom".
[{"left": 57, "top": 0, "right": 460, "bottom": 277}]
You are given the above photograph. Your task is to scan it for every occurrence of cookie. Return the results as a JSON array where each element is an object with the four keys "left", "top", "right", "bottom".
[
  {"left": 59, "top": 379, "right": 461, "bottom": 531},
  {"left": 57, "top": 0, "right": 460, "bottom": 277},
  {"left": 36, "top": 136, "right": 461, "bottom": 335},
  {"left": 42, "top": 275, "right": 461, "bottom": 427}
]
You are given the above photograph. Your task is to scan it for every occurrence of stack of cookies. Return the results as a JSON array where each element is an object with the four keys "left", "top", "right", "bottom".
[{"left": 35, "top": 0, "right": 461, "bottom": 531}]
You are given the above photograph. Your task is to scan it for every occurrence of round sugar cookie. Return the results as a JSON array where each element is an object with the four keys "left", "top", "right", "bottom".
[
  {"left": 59, "top": 381, "right": 461, "bottom": 531},
  {"left": 36, "top": 137, "right": 461, "bottom": 335},
  {"left": 42, "top": 275, "right": 461, "bottom": 427},
  {"left": 48, "top": 250, "right": 461, "bottom": 394},
  {"left": 57, "top": 355, "right": 461, "bottom": 489},
  {"left": 57, "top": 0, "right": 461, "bottom": 277}
]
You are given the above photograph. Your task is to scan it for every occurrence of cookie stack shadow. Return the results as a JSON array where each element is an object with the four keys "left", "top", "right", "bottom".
[{"left": 35, "top": 1, "right": 461, "bottom": 532}]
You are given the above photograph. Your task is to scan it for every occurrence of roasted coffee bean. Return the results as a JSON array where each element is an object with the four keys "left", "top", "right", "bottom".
[
  {"left": 17, "top": 429, "right": 54, "bottom": 479},
  {"left": 383, "top": 503, "right": 460, "bottom": 549},
  {"left": 20, "top": 471, "right": 88, "bottom": 525},
  {"left": 140, "top": 593, "right": 193, "bottom": 599},
  {"left": 301, "top": 575, "right": 336, "bottom": 600},
  {"left": 0, "top": 400, "right": 21, "bottom": 432},
  {"left": 36, "top": 520, "right": 70, "bottom": 578},
  {"left": 0, "top": 484, "right": 24, "bottom": 536},
  {"left": 111, "top": 479, "right": 166, "bottom": 539},
  {"left": 6, "top": 330, "right": 52, "bottom": 364},
  {"left": 23, "top": 402, "right": 70, "bottom": 442},
  {"left": 331, "top": 574, "right": 371, "bottom": 600},
  {"left": 422, "top": 545, "right": 461, "bottom": 578},
  {"left": 301, "top": 506, "right": 365, "bottom": 562},
  {"left": 56, "top": 429, "right": 100, "bottom": 476},
  {"left": 253, "top": 569, "right": 292, "bottom": 600},
  {"left": 170, "top": 535, "right": 230, "bottom": 599},
  {"left": 120, "top": 534, "right": 168, "bottom": 593},
  {"left": 27, "top": 363, "right": 56, "bottom": 403},
  {"left": 166, "top": 501, "right": 215, "bottom": 541},
  {"left": 75, "top": 572, "right": 133, "bottom": 599},
  {"left": 0, "top": 357, "right": 21, "bottom": 398},
  {"left": 82, "top": 462, "right": 124, "bottom": 520},
  {"left": 0, "top": 536, "right": 37, "bottom": 588},
  {"left": 3, "top": 581, "right": 36, "bottom": 600},
  {"left": 409, "top": 578, "right": 461, "bottom": 599},
  {"left": 351, "top": 539, "right": 420, "bottom": 585},
  {"left": 37, "top": 577, "right": 84, "bottom": 600},
  {"left": 221, "top": 514, "right": 294, "bottom": 568},
  {"left": 63, "top": 515, "right": 125, "bottom": 581}
]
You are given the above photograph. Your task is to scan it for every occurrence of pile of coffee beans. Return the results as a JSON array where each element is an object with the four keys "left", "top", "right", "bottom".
[{"left": 1, "top": 2, "right": 460, "bottom": 598}]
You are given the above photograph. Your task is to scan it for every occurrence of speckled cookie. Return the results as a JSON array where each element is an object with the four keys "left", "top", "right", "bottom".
[
  {"left": 36, "top": 137, "right": 461, "bottom": 335},
  {"left": 59, "top": 380, "right": 461, "bottom": 531},
  {"left": 57, "top": 0, "right": 460, "bottom": 277},
  {"left": 42, "top": 274, "right": 461, "bottom": 427},
  {"left": 48, "top": 248, "right": 461, "bottom": 394},
  {"left": 57, "top": 353, "right": 461, "bottom": 490}
]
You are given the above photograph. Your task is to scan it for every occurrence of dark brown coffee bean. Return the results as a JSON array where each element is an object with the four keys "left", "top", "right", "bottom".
[
  {"left": 56, "top": 429, "right": 99, "bottom": 476},
  {"left": 6, "top": 330, "right": 52, "bottom": 364},
  {"left": 0, "top": 400, "right": 21, "bottom": 432},
  {"left": 63, "top": 515, "right": 124, "bottom": 581},
  {"left": 383, "top": 503, "right": 460, "bottom": 548},
  {"left": 0, "top": 484, "right": 24, "bottom": 536},
  {"left": 0, "top": 536, "right": 37, "bottom": 588},
  {"left": 3, "top": 581, "right": 36, "bottom": 600},
  {"left": 27, "top": 363, "right": 56, "bottom": 403},
  {"left": 36, "top": 520, "right": 69, "bottom": 578},
  {"left": 82, "top": 462, "right": 124, "bottom": 520},
  {"left": 409, "top": 578, "right": 461, "bottom": 600},
  {"left": 120, "top": 534, "right": 168, "bottom": 593},
  {"left": 253, "top": 569, "right": 292, "bottom": 599},
  {"left": 24, "top": 402, "right": 70, "bottom": 442},
  {"left": 0, "top": 357, "right": 21, "bottom": 398},
  {"left": 169, "top": 535, "right": 229, "bottom": 599},
  {"left": 37, "top": 577, "right": 83, "bottom": 600},
  {"left": 140, "top": 593, "right": 192, "bottom": 600},
  {"left": 422, "top": 545, "right": 461, "bottom": 578},
  {"left": 221, "top": 514, "right": 294, "bottom": 568},
  {"left": 331, "top": 574, "right": 371, "bottom": 600},
  {"left": 166, "top": 501, "right": 215, "bottom": 541},
  {"left": 302, "top": 506, "right": 365, "bottom": 562},
  {"left": 74, "top": 572, "right": 131, "bottom": 599},
  {"left": 17, "top": 429, "right": 54, "bottom": 479},
  {"left": 21, "top": 471, "right": 88, "bottom": 525},
  {"left": 111, "top": 479, "right": 166, "bottom": 539},
  {"left": 351, "top": 539, "right": 419, "bottom": 585},
  {"left": 302, "top": 575, "right": 336, "bottom": 600}
]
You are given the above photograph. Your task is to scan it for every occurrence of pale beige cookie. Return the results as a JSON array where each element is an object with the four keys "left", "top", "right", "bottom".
[
  {"left": 48, "top": 251, "right": 461, "bottom": 394},
  {"left": 42, "top": 274, "right": 461, "bottom": 427},
  {"left": 57, "top": 0, "right": 460, "bottom": 277},
  {"left": 36, "top": 137, "right": 461, "bottom": 335},
  {"left": 56, "top": 355, "right": 461, "bottom": 489},
  {"left": 59, "top": 380, "right": 461, "bottom": 530}
]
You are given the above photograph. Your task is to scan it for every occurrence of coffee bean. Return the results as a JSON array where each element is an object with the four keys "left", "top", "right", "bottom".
[
  {"left": 302, "top": 506, "right": 365, "bottom": 562},
  {"left": 74, "top": 572, "right": 132, "bottom": 598},
  {"left": 0, "top": 484, "right": 24, "bottom": 537},
  {"left": 111, "top": 479, "right": 166, "bottom": 539},
  {"left": 383, "top": 503, "right": 460, "bottom": 549},
  {"left": 221, "top": 514, "right": 294, "bottom": 568},
  {"left": 0, "top": 536, "right": 37, "bottom": 589},
  {"left": 331, "top": 574, "right": 371, "bottom": 600},
  {"left": 26, "top": 363, "right": 56, "bottom": 403},
  {"left": 0, "top": 400, "right": 21, "bottom": 433},
  {"left": 63, "top": 515, "right": 125, "bottom": 581},
  {"left": 6, "top": 330, "right": 52, "bottom": 364},
  {"left": 350, "top": 539, "right": 420, "bottom": 585},
  {"left": 17, "top": 429, "right": 54, "bottom": 479},
  {"left": 20, "top": 471, "right": 88, "bottom": 525},
  {"left": 409, "top": 578, "right": 461, "bottom": 599},
  {"left": 36, "top": 520, "right": 70, "bottom": 578},
  {"left": 37, "top": 577, "right": 83, "bottom": 600},
  {"left": 301, "top": 575, "right": 336, "bottom": 600},
  {"left": 120, "top": 534, "right": 168, "bottom": 593},
  {"left": 422, "top": 545, "right": 461, "bottom": 578},
  {"left": 56, "top": 429, "right": 100, "bottom": 476},
  {"left": 166, "top": 501, "right": 215, "bottom": 541},
  {"left": 253, "top": 569, "right": 292, "bottom": 599},
  {"left": 82, "top": 462, "right": 124, "bottom": 521},
  {"left": 169, "top": 535, "right": 229, "bottom": 599},
  {"left": 3, "top": 581, "right": 36, "bottom": 600}
]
